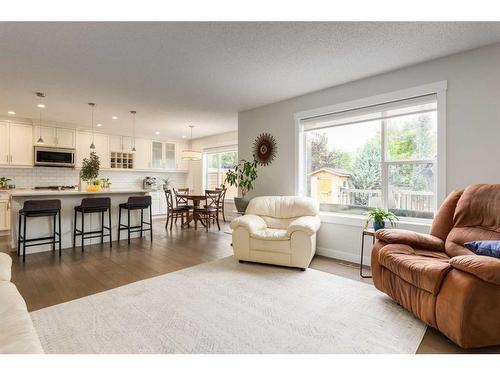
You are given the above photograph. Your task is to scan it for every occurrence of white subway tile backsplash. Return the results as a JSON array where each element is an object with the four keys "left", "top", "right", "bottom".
[{"left": 0, "top": 167, "right": 187, "bottom": 190}]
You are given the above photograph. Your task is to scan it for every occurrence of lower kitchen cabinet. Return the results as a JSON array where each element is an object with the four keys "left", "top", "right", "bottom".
[{"left": 150, "top": 190, "right": 167, "bottom": 216}]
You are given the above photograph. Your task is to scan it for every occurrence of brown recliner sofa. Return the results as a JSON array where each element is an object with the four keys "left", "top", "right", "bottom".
[{"left": 371, "top": 184, "right": 500, "bottom": 349}]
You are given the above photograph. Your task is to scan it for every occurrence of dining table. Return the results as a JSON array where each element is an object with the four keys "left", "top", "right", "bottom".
[{"left": 177, "top": 193, "right": 206, "bottom": 227}]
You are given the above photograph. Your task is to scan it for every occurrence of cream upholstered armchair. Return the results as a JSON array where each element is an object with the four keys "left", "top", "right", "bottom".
[{"left": 230, "top": 196, "right": 321, "bottom": 270}]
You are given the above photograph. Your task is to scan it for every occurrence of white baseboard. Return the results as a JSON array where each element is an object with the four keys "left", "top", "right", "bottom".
[{"left": 316, "top": 246, "right": 371, "bottom": 266}]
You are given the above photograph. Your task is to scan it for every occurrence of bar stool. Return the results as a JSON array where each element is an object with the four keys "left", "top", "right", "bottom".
[
  {"left": 118, "top": 196, "right": 153, "bottom": 244},
  {"left": 18, "top": 199, "right": 61, "bottom": 262},
  {"left": 73, "top": 197, "right": 112, "bottom": 252}
]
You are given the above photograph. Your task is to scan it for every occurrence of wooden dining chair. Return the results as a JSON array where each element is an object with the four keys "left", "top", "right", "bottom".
[
  {"left": 215, "top": 187, "right": 227, "bottom": 222},
  {"left": 174, "top": 188, "right": 193, "bottom": 209},
  {"left": 165, "top": 189, "right": 190, "bottom": 230},
  {"left": 194, "top": 190, "right": 221, "bottom": 232}
]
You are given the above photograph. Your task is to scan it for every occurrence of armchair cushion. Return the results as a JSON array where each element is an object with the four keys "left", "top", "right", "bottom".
[
  {"left": 286, "top": 216, "right": 321, "bottom": 237},
  {"left": 230, "top": 214, "right": 267, "bottom": 234},
  {"left": 0, "top": 253, "right": 12, "bottom": 282},
  {"left": 376, "top": 228, "right": 445, "bottom": 252},
  {"left": 251, "top": 228, "right": 289, "bottom": 241},
  {"left": 449, "top": 255, "right": 500, "bottom": 286}
]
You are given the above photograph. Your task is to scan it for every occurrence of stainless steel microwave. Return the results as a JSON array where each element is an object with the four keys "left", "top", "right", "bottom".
[{"left": 34, "top": 146, "right": 75, "bottom": 168}]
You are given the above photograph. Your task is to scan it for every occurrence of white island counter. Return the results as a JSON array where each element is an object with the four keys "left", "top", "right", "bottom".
[{"left": 9, "top": 189, "right": 150, "bottom": 255}]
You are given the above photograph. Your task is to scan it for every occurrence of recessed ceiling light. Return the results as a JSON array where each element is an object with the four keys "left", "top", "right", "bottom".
[
  {"left": 97, "top": 123, "right": 102, "bottom": 127},
  {"left": 155, "top": 131, "right": 160, "bottom": 135},
  {"left": 7, "top": 111, "right": 15, "bottom": 115},
  {"left": 111, "top": 116, "right": 118, "bottom": 120},
  {"left": 37, "top": 103, "right": 45, "bottom": 109},
  {"left": 182, "top": 135, "right": 187, "bottom": 138}
]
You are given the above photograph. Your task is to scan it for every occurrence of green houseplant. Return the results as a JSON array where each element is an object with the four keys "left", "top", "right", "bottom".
[
  {"left": 365, "top": 208, "right": 398, "bottom": 231},
  {"left": 80, "top": 152, "right": 101, "bottom": 192},
  {"left": 224, "top": 159, "right": 258, "bottom": 213},
  {"left": 0, "top": 176, "right": 11, "bottom": 189}
]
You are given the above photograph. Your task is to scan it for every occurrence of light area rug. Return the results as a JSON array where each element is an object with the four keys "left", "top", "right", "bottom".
[{"left": 30, "top": 257, "right": 426, "bottom": 354}]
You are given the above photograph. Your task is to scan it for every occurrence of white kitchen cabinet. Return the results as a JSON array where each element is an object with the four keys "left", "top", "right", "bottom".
[
  {"left": 164, "top": 142, "right": 176, "bottom": 169},
  {"left": 175, "top": 140, "right": 189, "bottom": 171},
  {"left": 9, "top": 123, "right": 33, "bottom": 166},
  {"left": 76, "top": 132, "right": 110, "bottom": 169},
  {"left": 150, "top": 190, "right": 167, "bottom": 216},
  {"left": 151, "top": 141, "right": 163, "bottom": 169},
  {"left": 110, "top": 135, "right": 134, "bottom": 153},
  {"left": 56, "top": 128, "right": 75, "bottom": 148},
  {"left": 0, "top": 195, "right": 11, "bottom": 232},
  {"left": 133, "top": 138, "right": 151, "bottom": 170},
  {"left": 0, "top": 122, "right": 9, "bottom": 166},
  {"left": 122, "top": 137, "right": 134, "bottom": 153},
  {"left": 34, "top": 126, "right": 75, "bottom": 148}
]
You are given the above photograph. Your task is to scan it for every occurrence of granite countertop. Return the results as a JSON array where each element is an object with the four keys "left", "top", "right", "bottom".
[{"left": 8, "top": 189, "right": 150, "bottom": 197}]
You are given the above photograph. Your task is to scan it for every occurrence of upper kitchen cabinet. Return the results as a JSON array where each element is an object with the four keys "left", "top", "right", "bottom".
[
  {"left": 34, "top": 126, "right": 75, "bottom": 148},
  {"left": 76, "top": 131, "right": 110, "bottom": 169},
  {"left": 133, "top": 138, "right": 152, "bottom": 170},
  {"left": 0, "top": 122, "right": 33, "bottom": 166}
]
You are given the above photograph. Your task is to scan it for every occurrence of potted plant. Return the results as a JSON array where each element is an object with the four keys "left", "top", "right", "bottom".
[
  {"left": 224, "top": 159, "right": 258, "bottom": 213},
  {"left": 365, "top": 208, "right": 398, "bottom": 231},
  {"left": 80, "top": 152, "right": 101, "bottom": 192},
  {"left": 0, "top": 177, "right": 11, "bottom": 190},
  {"left": 100, "top": 177, "right": 111, "bottom": 190}
]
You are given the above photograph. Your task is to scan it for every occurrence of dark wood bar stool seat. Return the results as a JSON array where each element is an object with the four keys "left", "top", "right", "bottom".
[
  {"left": 118, "top": 196, "right": 153, "bottom": 244},
  {"left": 73, "top": 197, "right": 112, "bottom": 252},
  {"left": 18, "top": 199, "right": 61, "bottom": 262}
]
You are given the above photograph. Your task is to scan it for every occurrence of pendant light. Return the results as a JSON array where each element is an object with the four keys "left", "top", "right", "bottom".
[
  {"left": 88, "top": 102, "right": 96, "bottom": 149},
  {"left": 35, "top": 92, "right": 46, "bottom": 144},
  {"left": 130, "top": 110, "right": 137, "bottom": 153},
  {"left": 181, "top": 125, "right": 202, "bottom": 161}
]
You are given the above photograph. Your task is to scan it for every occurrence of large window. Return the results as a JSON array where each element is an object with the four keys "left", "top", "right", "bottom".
[
  {"left": 204, "top": 149, "right": 238, "bottom": 199},
  {"left": 301, "top": 94, "right": 438, "bottom": 219}
]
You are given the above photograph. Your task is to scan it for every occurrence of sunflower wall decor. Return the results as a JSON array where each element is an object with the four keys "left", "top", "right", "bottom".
[{"left": 253, "top": 132, "right": 277, "bottom": 166}]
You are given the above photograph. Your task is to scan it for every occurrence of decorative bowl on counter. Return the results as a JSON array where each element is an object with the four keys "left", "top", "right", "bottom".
[{"left": 85, "top": 185, "right": 102, "bottom": 192}]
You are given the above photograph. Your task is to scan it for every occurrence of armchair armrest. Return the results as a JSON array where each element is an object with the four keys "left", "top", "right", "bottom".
[
  {"left": 230, "top": 214, "right": 267, "bottom": 234},
  {"left": 286, "top": 216, "right": 321, "bottom": 237},
  {"left": 450, "top": 255, "right": 500, "bottom": 286},
  {"left": 0, "top": 253, "right": 12, "bottom": 282},
  {"left": 375, "top": 228, "right": 445, "bottom": 252}
]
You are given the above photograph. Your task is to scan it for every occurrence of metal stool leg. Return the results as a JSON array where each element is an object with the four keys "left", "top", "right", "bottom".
[
  {"left": 108, "top": 207, "right": 112, "bottom": 248},
  {"left": 73, "top": 209, "right": 77, "bottom": 248},
  {"left": 58, "top": 211, "right": 62, "bottom": 257},
  {"left": 149, "top": 206, "right": 153, "bottom": 241},
  {"left": 101, "top": 211, "right": 105, "bottom": 244},
  {"left": 118, "top": 207, "right": 122, "bottom": 241},
  {"left": 127, "top": 208, "right": 131, "bottom": 245},
  {"left": 52, "top": 215, "right": 56, "bottom": 251},
  {"left": 17, "top": 213, "right": 22, "bottom": 256},
  {"left": 81, "top": 210, "right": 85, "bottom": 253},
  {"left": 22, "top": 215, "right": 27, "bottom": 263},
  {"left": 140, "top": 208, "right": 144, "bottom": 238}
]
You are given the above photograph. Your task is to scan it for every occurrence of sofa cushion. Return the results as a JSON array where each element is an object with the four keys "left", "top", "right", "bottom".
[
  {"left": 378, "top": 244, "right": 452, "bottom": 295},
  {"left": 376, "top": 229, "right": 445, "bottom": 252},
  {"left": 464, "top": 240, "right": 500, "bottom": 259},
  {"left": 0, "top": 282, "right": 44, "bottom": 354}
]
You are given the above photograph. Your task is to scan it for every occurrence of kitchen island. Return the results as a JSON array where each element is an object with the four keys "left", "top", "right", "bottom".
[{"left": 9, "top": 189, "right": 150, "bottom": 255}]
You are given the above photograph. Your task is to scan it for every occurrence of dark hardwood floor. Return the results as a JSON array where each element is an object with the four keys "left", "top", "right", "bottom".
[{"left": 1, "top": 218, "right": 498, "bottom": 354}]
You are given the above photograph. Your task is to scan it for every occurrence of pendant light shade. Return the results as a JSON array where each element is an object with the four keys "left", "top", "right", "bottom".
[
  {"left": 182, "top": 125, "right": 202, "bottom": 161},
  {"left": 35, "top": 92, "right": 45, "bottom": 144},
  {"left": 88, "top": 102, "right": 96, "bottom": 149},
  {"left": 130, "top": 110, "right": 137, "bottom": 153}
]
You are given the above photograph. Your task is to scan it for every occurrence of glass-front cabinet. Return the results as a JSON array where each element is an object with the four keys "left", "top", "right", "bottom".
[{"left": 151, "top": 141, "right": 177, "bottom": 169}]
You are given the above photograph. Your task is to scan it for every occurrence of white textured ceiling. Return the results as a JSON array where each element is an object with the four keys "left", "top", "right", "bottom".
[{"left": 1, "top": 22, "right": 500, "bottom": 139}]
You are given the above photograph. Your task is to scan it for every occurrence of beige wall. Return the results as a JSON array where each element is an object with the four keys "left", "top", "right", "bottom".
[{"left": 238, "top": 43, "right": 500, "bottom": 264}]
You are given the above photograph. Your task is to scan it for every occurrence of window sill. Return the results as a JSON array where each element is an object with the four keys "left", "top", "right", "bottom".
[{"left": 319, "top": 211, "right": 432, "bottom": 229}]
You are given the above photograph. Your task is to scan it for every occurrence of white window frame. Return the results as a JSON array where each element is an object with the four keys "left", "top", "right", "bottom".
[
  {"left": 202, "top": 146, "right": 238, "bottom": 198},
  {"left": 294, "top": 81, "right": 447, "bottom": 223}
]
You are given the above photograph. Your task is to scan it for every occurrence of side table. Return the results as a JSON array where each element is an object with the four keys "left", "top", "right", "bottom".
[{"left": 360, "top": 228, "right": 376, "bottom": 278}]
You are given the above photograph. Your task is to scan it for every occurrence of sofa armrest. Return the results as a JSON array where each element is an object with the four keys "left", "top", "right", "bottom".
[
  {"left": 0, "top": 253, "right": 12, "bottom": 282},
  {"left": 230, "top": 214, "right": 267, "bottom": 234},
  {"left": 375, "top": 228, "right": 445, "bottom": 252},
  {"left": 450, "top": 255, "right": 500, "bottom": 286},
  {"left": 286, "top": 216, "right": 321, "bottom": 237}
]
